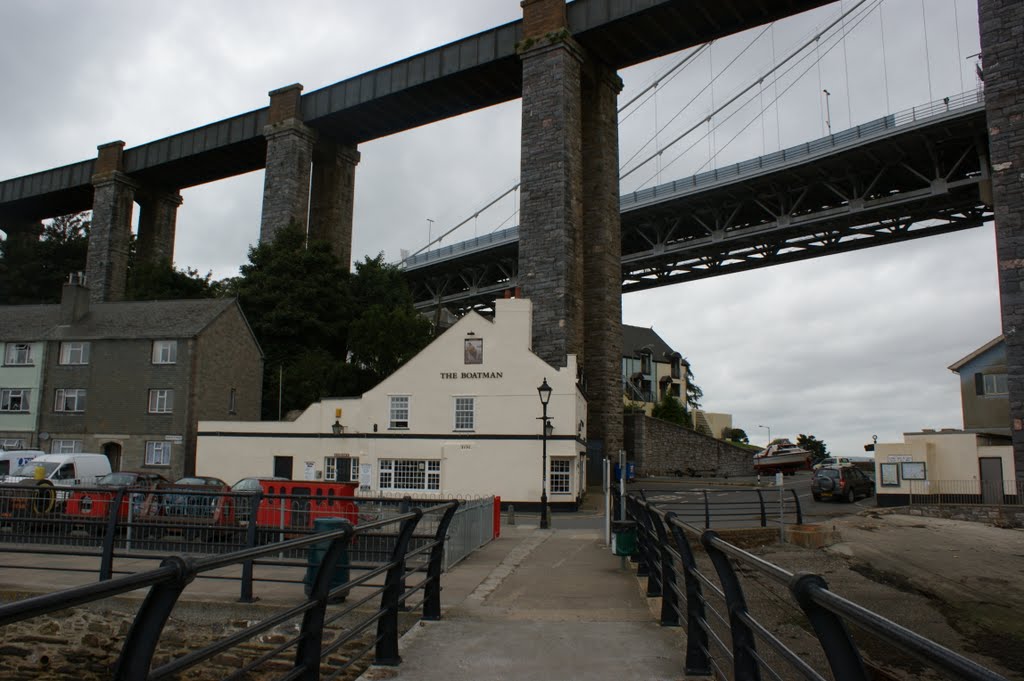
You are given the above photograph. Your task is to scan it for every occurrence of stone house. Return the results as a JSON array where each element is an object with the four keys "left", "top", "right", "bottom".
[{"left": 0, "top": 277, "right": 262, "bottom": 478}]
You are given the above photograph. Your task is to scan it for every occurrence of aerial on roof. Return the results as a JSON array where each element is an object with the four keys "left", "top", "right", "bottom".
[{"left": 0, "top": 298, "right": 240, "bottom": 342}]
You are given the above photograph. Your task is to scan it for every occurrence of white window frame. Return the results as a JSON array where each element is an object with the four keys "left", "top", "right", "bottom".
[
  {"left": 454, "top": 396, "right": 475, "bottom": 431},
  {"left": 324, "top": 456, "right": 359, "bottom": 482},
  {"left": 1, "top": 439, "right": 24, "bottom": 450},
  {"left": 59, "top": 341, "right": 90, "bottom": 365},
  {"left": 389, "top": 395, "right": 410, "bottom": 429},
  {"left": 378, "top": 459, "right": 441, "bottom": 491},
  {"left": 54, "top": 388, "right": 87, "bottom": 413},
  {"left": 0, "top": 388, "right": 31, "bottom": 412},
  {"left": 550, "top": 458, "right": 572, "bottom": 495},
  {"left": 983, "top": 373, "right": 1008, "bottom": 396},
  {"left": 4, "top": 343, "right": 32, "bottom": 366},
  {"left": 145, "top": 441, "right": 171, "bottom": 466},
  {"left": 148, "top": 389, "right": 174, "bottom": 414},
  {"left": 152, "top": 340, "right": 178, "bottom": 365},
  {"left": 51, "top": 439, "right": 83, "bottom": 454}
]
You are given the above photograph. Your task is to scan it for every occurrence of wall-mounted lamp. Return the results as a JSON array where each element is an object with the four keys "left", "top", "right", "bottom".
[{"left": 331, "top": 420, "right": 343, "bottom": 435}]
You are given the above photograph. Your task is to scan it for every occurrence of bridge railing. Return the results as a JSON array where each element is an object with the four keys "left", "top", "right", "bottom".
[
  {"left": 620, "top": 89, "right": 985, "bottom": 210},
  {"left": 623, "top": 493, "right": 1007, "bottom": 681},
  {"left": 0, "top": 501, "right": 460, "bottom": 680}
]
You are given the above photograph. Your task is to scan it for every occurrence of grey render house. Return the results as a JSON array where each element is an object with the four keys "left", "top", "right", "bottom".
[
  {"left": 0, "top": 278, "right": 263, "bottom": 479},
  {"left": 948, "top": 335, "right": 1010, "bottom": 436}
]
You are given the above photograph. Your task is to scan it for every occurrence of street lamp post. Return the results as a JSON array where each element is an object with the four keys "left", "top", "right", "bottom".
[
  {"left": 537, "top": 378, "right": 553, "bottom": 530},
  {"left": 758, "top": 424, "right": 771, "bottom": 446}
]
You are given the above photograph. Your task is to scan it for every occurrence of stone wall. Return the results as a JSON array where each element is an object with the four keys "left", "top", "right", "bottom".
[
  {"left": 624, "top": 413, "right": 754, "bottom": 477},
  {"left": 896, "top": 504, "right": 1024, "bottom": 528}
]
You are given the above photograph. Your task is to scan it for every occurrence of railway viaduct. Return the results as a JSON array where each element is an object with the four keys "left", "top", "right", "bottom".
[{"left": 0, "top": 0, "right": 1021, "bottom": 475}]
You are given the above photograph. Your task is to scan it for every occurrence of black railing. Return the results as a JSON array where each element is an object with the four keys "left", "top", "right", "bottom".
[
  {"left": 623, "top": 493, "right": 1007, "bottom": 681},
  {"left": 0, "top": 500, "right": 459, "bottom": 680},
  {"left": 616, "top": 487, "right": 803, "bottom": 528}
]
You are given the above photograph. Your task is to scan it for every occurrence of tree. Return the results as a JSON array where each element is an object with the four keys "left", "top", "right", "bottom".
[
  {"left": 0, "top": 212, "right": 89, "bottom": 304},
  {"left": 723, "top": 427, "right": 749, "bottom": 444},
  {"left": 797, "top": 433, "right": 829, "bottom": 462},
  {"left": 651, "top": 392, "right": 692, "bottom": 428},
  {"left": 683, "top": 360, "right": 703, "bottom": 411},
  {"left": 127, "top": 262, "right": 217, "bottom": 300}
]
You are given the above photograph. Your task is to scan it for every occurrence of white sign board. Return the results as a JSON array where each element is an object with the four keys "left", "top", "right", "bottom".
[
  {"left": 304, "top": 461, "right": 316, "bottom": 480},
  {"left": 164, "top": 435, "right": 183, "bottom": 443},
  {"left": 887, "top": 456, "right": 912, "bottom": 463}
]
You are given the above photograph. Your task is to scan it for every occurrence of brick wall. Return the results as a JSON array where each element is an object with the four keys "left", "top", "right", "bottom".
[
  {"left": 980, "top": 0, "right": 1024, "bottom": 480},
  {"left": 624, "top": 412, "right": 755, "bottom": 477}
]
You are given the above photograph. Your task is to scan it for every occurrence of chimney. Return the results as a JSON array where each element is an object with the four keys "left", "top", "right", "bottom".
[{"left": 60, "top": 272, "right": 90, "bottom": 324}]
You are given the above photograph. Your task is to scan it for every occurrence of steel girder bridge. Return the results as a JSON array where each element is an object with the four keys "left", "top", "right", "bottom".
[{"left": 404, "top": 91, "right": 991, "bottom": 315}]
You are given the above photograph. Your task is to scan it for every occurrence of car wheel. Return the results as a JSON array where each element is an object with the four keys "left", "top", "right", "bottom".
[
  {"left": 845, "top": 488, "right": 855, "bottom": 503},
  {"left": 812, "top": 494, "right": 821, "bottom": 502}
]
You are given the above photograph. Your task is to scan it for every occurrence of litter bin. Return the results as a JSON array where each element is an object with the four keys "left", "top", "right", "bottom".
[
  {"left": 611, "top": 519, "right": 637, "bottom": 556},
  {"left": 303, "top": 517, "right": 352, "bottom": 602}
]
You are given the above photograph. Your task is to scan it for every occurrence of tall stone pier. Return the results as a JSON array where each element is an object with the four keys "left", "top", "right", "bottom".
[
  {"left": 980, "top": 0, "right": 1024, "bottom": 479},
  {"left": 518, "top": 0, "right": 623, "bottom": 459}
]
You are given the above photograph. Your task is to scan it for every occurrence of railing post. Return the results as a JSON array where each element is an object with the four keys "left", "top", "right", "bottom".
[
  {"left": 634, "top": 501, "right": 661, "bottom": 596},
  {"left": 755, "top": 488, "right": 766, "bottom": 528},
  {"left": 99, "top": 487, "right": 127, "bottom": 581},
  {"left": 112, "top": 555, "right": 196, "bottom": 681},
  {"left": 293, "top": 527, "right": 355, "bottom": 681},
  {"left": 239, "top": 491, "right": 262, "bottom": 603},
  {"left": 423, "top": 501, "right": 460, "bottom": 621},
  {"left": 790, "top": 489, "right": 803, "bottom": 524},
  {"left": 666, "top": 514, "right": 710, "bottom": 676},
  {"left": 789, "top": 572, "right": 869, "bottom": 681},
  {"left": 626, "top": 496, "right": 650, "bottom": 577},
  {"left": 647, "top": 508, "right": 679, "bottom": 626},
  {"left": 375, "top": 509, "right": 423, "bottom": 666},
  {"left": 701, "top": 529, "right": 762, "bottom": 681},
  {"left": 702, "top": 490, "right": 711, "bottom": 528}
]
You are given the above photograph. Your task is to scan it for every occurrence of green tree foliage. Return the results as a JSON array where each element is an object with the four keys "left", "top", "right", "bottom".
[
  {"left": 797, "top": 433, "right": 829, "bottom": 462},
  {"left": 651, "top": 392, "right": 692, "bottom": 428},
  {"left": 723, "top": 427, "right": 749, "bottom": 443},
  {"left": 127, "top": 262, "right": 216, "bottom": 300},
  {"left": 235, "top": 228, "right": 431, "bottom": 419},
  {"left": 0, "top": 213, "right": 89, "bottom": 304},
  {"left": 684, "top": 360, "right": 703, "bottom": 411}
]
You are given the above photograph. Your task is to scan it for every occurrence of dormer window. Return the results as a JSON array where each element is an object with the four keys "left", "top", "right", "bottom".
[{"left": 639, "top": 351, "right": 652, "bottom": 375}]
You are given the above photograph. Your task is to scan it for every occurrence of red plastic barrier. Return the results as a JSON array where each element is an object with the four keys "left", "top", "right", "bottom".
[{"left": 493, "top": 496, "right": 501, "bottom": 539}]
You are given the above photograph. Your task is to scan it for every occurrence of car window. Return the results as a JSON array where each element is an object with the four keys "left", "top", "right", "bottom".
[
  {"left": 99, "top": 472, "right": 136, "bottom": 485},
  {"left": 231, "top": 478, "right": 261, "bottom": 492},
  {"left": 818, "top": 469, "right": 840, "bottom": 479}
]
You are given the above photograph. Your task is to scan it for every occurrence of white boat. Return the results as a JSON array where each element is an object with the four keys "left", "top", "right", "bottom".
[{"left": 753, "top": 439, "right": 811, "bottom": 473}]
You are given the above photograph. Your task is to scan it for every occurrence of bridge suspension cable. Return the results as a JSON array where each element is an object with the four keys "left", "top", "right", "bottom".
[{"left": 620, "top": 0, "right": 874, "bottom": 183}]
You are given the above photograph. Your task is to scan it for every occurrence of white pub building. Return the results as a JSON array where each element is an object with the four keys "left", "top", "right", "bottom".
[{"left": 196, "top": 299, "right": 588, "bottom": 508}]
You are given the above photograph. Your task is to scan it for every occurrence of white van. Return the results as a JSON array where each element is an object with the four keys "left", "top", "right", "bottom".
[
  {"left": 0, "top": 450, "right": 43, "bottom": 478},
  {"left": 4, "top": 453, "right": 112, "bottom": 487}
]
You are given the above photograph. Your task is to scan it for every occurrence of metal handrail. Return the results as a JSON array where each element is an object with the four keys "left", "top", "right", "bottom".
[
  {"left": 0, "top": 501, "right": 461, "bottom": 680},
  {"left": 625, "top": 493, "right": 1008, "bottom": 681}
]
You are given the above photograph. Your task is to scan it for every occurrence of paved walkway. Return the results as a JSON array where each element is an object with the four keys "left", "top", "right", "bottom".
[{"left": 356, "top": 525, "right": 685, "bottom": 681}]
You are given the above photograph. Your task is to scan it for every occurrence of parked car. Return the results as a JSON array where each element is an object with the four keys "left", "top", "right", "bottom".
[
  {"left": 812, "top": 465, "right": 875, "bottom": 503},
  {"left": 160, "top": 476, "right": 231, "bottom": 520},
  {"left": 65, "top": 471, "right": 169, "bottom": 522},
  {"left": 812, "top": 457, "right": 852, "bottom": 471}
]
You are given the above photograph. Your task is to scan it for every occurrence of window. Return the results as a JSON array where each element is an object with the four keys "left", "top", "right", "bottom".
[
  {"left": 639, "top": 351, "right": 651, "bottom": 375},
  {"left": 454, "top": 397, "right": 475, "bottom": 431},
  {"left": 670, "top": 383, "right": 681, "bottom": 398},
  {"left": 4, "top": 343, "right": 32, "bottom": 366},
  {"left": 54, "top": 389, "right": 87, "bottom": 413},
  {"left": 59, "top": 342, "right": 90, "bottom": 365},
  {"left": 1, "top": 439, "right": 24, "bottom": 450},
  {"left": 670, "top": 356, "right": 681, "bottom": 379},
  {"left": 228, "top": 388, "right": 237, "bottom": 415},
  {"left": 983, "top": 373, "right": 1008, "bottom": 396},
  {"left": 146, "top": 441, "right": 171, "bottom": 466},
  {"left": 379, "top": 459, "right": 441, "bottom": 491},
  {"left": 325, "top": 456, "right": 359, "bottom": 482},
  {"left": 550, "top": 459, "right": 572, "bottom": 494},
  {"left": 152, "top": 340, "right": 177, "bottom": 364},
  {"left": 148, "top": 389, "right": 174, "bottom": 413},
  {"left": 51, "top": 439, "right": 82, "bottom": 454},
  {"left": 0, "top": 389, "right": 30, "bottom": 412},
  {"left": 389, "top": 395, "right": 409, "bottom": 429}
]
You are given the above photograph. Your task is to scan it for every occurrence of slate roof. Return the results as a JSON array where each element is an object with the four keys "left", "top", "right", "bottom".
[
  {"left": 0, "top": 298, "right": 240, "bottom": 342},
  {"left": 622, "top": 324, "right": 684, "bottom": 362}
]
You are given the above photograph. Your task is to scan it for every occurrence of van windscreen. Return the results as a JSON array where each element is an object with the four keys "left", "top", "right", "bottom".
[{"left": 11, "top": 461, "right": 58, "bottom": 477}]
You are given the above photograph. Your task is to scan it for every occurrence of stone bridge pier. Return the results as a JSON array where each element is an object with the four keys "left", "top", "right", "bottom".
[{"left": 518, "top": 0, "right": 623, "bottom": 460}]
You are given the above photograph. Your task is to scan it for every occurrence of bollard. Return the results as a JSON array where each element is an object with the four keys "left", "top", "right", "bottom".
[{"left": 508, "top": 504, "right": 515, "bottom": 525}]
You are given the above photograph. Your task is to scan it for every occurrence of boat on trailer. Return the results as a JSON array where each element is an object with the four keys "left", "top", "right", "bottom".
[{"left": 753, "top": 439, "right": 811, "bottom": 475}]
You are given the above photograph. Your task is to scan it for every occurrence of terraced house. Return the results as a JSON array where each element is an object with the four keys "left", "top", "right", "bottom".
[{"left": 0, "top": 276, "right": 262, "bottom": 478}]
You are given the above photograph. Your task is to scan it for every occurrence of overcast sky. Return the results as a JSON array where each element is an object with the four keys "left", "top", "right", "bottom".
[{"left": 0, "top": 0, "right": 997, "bottom": 456}]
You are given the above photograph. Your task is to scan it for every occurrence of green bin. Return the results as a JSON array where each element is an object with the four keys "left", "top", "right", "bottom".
[
  {"left": 611, "top": 519, "right": 637, "bottom": 556},
  {"left": 304, "top": 517, "right": 352, "bottom": 601}
]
